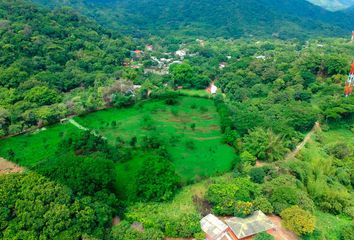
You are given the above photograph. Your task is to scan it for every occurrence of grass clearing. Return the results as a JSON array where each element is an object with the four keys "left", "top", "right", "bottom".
[
  {"left": 0, "top": 96, "right": 236, "bottom": 198},
  {"left": 75, "top": 96, "right": 236, "bottom": 182},
  {"left": 0, "top": 123, "right": 80, "bottom": 167},
  {"left": 303, "top": 211, "right": 351, "bottom": 240}
]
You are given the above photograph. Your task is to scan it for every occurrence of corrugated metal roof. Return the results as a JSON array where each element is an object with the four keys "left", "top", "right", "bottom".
[
  {"left": 225, "top": 211, "right": 275, "bottom": 239},
  {"left": 200, "top": 214, "right": 228, "bottom": 239}
]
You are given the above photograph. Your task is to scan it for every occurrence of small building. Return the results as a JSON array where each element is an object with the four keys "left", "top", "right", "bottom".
[
  {"left": 207, "top": 82, "right": 218, "bottom": 94},
  {"left": 200, "top": 211, "right": 275, "bottom": 240},
  {"left": 255, "top": 55, "right": 266, "bottom": 60},
  {"left": 225, "top": 211, "right": 275, "bottom": 240},
  {"left": 201, "top": 214, "right": 235, "bottom": 240},
  {"left": 175, "top": 49, "right": 187, "bottom": 58},
  {"left": 219, "top": 62, "right": 227, "bottom": 69},
  {"left": 130, "top": 50, "right": 144, "bottom": 59},
  {"left": 146, "top": 45, "right": 153, "bottom": 51}
]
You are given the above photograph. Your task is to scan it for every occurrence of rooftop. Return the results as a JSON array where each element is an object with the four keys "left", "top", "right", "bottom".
[
  {"left": 201, "top": 214, "right": 228, "bottom": 239},
  {"left": 225, "top": 211, "right": 275, "bottom": 239}
]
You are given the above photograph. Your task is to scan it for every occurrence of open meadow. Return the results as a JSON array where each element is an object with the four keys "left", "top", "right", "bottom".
[{"left": 0, "top": 96, "right": 236, "bottom": 198}]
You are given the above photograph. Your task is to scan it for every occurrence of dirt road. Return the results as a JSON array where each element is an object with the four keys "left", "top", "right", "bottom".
[{"left": 284, "top": 122, "right": 320, "bottom": 161}]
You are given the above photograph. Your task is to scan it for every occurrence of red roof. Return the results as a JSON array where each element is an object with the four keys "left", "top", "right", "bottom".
[{"left": 351, "top": 62, "right": 354, "bottom": 74}]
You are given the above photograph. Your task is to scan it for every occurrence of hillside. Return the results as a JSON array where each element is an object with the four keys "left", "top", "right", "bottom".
[
  {"left": 0, "top": 0, "right": 133, "bottom": 137},
  {"left": 308, "top": 0, "right": 354, "bottom": 10},
  {"left": 308, "top": 0, "right": 354, "bottom": 11},
  {"left": 32, "top": 0, "right": 354, "bottom": 39}
]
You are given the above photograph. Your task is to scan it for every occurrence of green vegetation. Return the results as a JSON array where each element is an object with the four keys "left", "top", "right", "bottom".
[
  {"left": 280, "top": 205, "right": 316, "bottom": 235},
  {"left": 0, "top": 0, "right": 353, "bottom": 239},
  {"left": 34, "top": 0, "right": 354, "bottom": 39},
  {"left": 75, "top": 96, "right": 236, "bottom": 181}
]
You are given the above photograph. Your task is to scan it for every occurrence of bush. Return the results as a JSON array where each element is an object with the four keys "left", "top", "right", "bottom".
[
  {"left": 240, "top": 151, "right": 256, "bottom": 166},
  {"left": 253, "top": 197, "right": 274, "bottom": 214},
  {"left": 206, "top": 178, "right": 259, "bottom": 216},
  {"left": 136, "top": 157, "right": 180, "bottom": 202},
  {"left": 111, "top": 221, "right": 164, "bottom": 240},
  {"left": 325, "top": 143, "right": 353, "bottom": 159},
  {"left": 280, "top": 206, "right": 315, "bottom": 236},
  {"left": 194, "top": 232, "right": 206, "bottom": 240},
  {"left": 243, "top": 128, "right": 288, "bottom": 162},
  {"left": 249, "top": 167, "right": 266, "bottom": 183},
  {"left": 254, "top": 232, "right": 275, "bottom": 240},
  {"left": 341, "top": 225, "right": 354, "bottom": 240},
  {"left": 234, "top": 201, "right": 254, "bottom": 217}
]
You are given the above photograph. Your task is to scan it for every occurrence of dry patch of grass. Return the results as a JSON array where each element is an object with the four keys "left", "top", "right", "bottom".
[{"left": 0, "top": 158, "right": 24, "bottom": 174}]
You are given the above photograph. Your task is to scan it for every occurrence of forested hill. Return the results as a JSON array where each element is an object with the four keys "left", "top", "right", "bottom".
[
  {"left": 0, "top": 0, "right": 134, "bottom": 136},
  {"left": 308, "top": 0, "right": 354, "bottom": 11},
  {"left": 0, "top": 0, "right": 132, "bottom": 90},
  {"left": 33, "top": 0, "right": 354, "bottom": 39}
]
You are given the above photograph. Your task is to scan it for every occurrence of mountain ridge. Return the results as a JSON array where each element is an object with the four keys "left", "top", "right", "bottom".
[{"left": 32, "top": 0, "right": 354, "bottom": 39}]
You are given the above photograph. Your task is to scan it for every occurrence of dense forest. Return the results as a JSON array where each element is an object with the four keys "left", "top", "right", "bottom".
[
  {"left": 0, "top": 0, "right": 353, "bottom": 239},
  {"left": 33, "top": 0, "right": 354, "bottom": 39},
  {"left": 0, "top": 0, "right": 135, "bottom": 137}
]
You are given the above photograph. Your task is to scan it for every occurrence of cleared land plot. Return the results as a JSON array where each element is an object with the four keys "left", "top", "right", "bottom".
[
  {"left": 0, "top": 97, "right": 235, "bottom": 197},
  {"left": 0, "top": 124, "right": 80, "bottom": 167},
  {"left": 75, "top": 97, "right": 235, "bottom": 182}
]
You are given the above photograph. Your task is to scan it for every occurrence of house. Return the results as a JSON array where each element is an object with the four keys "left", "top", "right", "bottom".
[
  {"left": 200, "top": 211, "right": 275, "bottom": 240},
  {"left": 219, "top": 62, "right": 227, "bottom": 69},
  {"left": 175, "top": 49, "right": 187, "bottom": 58},
  {"left": 131, "top": 50, "right": 144, "bottom": 59},
  {"left": 207, "top": 82, "right": 218, "bottom": 94},
  {"left": 255, "top": 55, "right": 266, "bottom": 60},
  {"left": 200, "top": 214, "right": 236, "bottom": 240},
  {"left": 146, "top": 45, "right": 153, "bottom": 51}
]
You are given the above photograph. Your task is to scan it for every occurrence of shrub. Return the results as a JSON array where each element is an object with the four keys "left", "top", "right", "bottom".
[
  {"left": 240, "top": 151, "right": 257, "bottom": 165},
  {"left": 325, "top": 143, "right": 353, "bottom": 159},
  {"left": 249, "top": 167, "right": 266, "bottom": 183},
  {"left": 129, "top": 136, "right": 137, "bottom": 148},
  {"left": 186, "top": 140, "right": 196, "bottom": 150},
  {"left": 194, "top": 232, "right": 205, "bottom": 240},
  {"left": 206, "top": 178, "right": 259, "bottom": 215},
  {"left": 111, "top": 221, "right": 164, "bottom": 240},
  {"left": 280, "top": 206, "right": 315, "bottom": 236},
  {"left": 243, "top": 128, "right": 288, "bottom": 162},
  {"left": 234, "top": 201, "right": 254, "bottom": 217},
  {"left": 254, "top": 232, "right": 275, "bottom": 240},
  {"left": 165, "top": 97, "right": 178, "bottom": 105},
  {"left": 341, "top": 225, "right": 354, "bottom": 240},
  {"left": 253, "top": 197, "right": 274, "bottom": 214},
  {"left": 136, "top": 157, "right": 180, "bottom": 202}
]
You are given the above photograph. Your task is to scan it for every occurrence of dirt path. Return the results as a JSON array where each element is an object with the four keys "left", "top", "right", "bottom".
[
  {"left": 268, "top": 215, "right": 298, "bottom": 240},
  {"left": 68, "top": 119, "right": 89, "bottom": 131},
  {"left": 284, "top": 122, "right": 320, "bottom": 161},
  {"left": 0, "top": 158, "right": 24, "bottom": 174}
]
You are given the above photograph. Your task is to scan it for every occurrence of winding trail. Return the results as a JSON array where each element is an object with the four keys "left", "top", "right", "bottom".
[
  {"left": 67, "top": 118, "right": 105, "bottom": 139},
  {"left": 256, "top": 122, "right": 321, "bottom": 168},
  {"left": 284, "top": 122, "right": 321, "bottom": 161},
  {"left": 68, "top": 119, "right": 89, "bottom": 131}
]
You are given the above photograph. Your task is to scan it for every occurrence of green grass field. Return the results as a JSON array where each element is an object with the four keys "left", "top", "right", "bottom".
[
  {"left": 0, "top": 123, "right": 80, "bottom": 167},
  {"left": 303, "top": 211, "right": 352, "bottom": 240},
  {"left": 75, "top": 96, "right": 236, "bottom": 182},
  {"left": 0, "top": 96, "right": 235, "bottom": 197}
]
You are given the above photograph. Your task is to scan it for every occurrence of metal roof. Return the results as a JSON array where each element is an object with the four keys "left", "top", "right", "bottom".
[
  {"left": 200, "top": 214, "right": 228, "bottom": 239},
  {"left": 225, "top": 211, "right": 275, "bottom": 239}
]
